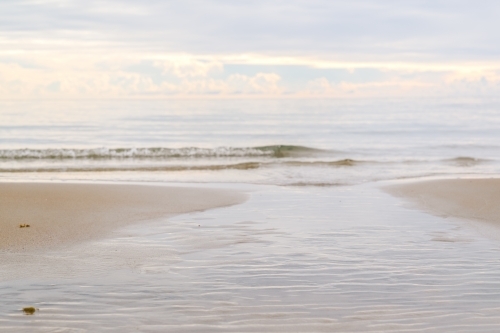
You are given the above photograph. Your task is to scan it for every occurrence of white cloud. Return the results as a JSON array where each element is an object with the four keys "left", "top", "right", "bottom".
[
  {"left": 227, "top": 73, "right": 282, "bottom": 94},
  {"left": 2, "top": 1, "right": 500, "bottom": 61},
  {"left": 305, "top": 78, "right": 333, "bottom": 95},
  {"left": 1, "top": 51, "right": 500, "bottom": 99},
  {"left": 1, "top": 1, "right": 500, "bottom": 98},
  {"left": 155, "top": 59, "right": 223, "bottom": 78}
]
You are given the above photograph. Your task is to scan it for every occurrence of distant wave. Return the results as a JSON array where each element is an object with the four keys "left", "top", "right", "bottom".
[
  {"left": 285, "top": 159, "right": 360, "bottom": 167},
  {"left": 0, "top": 145, "right": 326, "bottom": 160},
  {"left": 0, "top": 147, "right": 492, "bottom": 176},
  {"left": 0, "top": 162, "right": 261, "bottom": 173},
  {"left": 443, "top": 156, "right": 489, "bottom": 167},
  {"left": 0, "top": 159, "right": 366, "bottom": 173}
]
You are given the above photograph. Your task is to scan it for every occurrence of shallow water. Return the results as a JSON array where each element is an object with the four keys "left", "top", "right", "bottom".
[{"left": 2, "top": 182, "right": 500, "bottom": 332}]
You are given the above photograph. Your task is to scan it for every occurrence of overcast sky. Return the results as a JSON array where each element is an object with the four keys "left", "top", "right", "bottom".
[{"left": 1, "top": 0, "right": 500, "bottom": 98}]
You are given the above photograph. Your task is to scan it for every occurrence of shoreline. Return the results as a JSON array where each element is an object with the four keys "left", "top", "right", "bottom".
[
  {"left": 384, "top": 178, "right": 500, "bottom": 226},
  {"left": 0, "top": 182, "right": 247, "bottom": 252}
]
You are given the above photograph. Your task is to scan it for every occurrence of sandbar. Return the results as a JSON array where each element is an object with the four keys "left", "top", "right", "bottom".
[
  {"left": 0, "top": 182, "right": 247, "bottom": 252},
  {"left": 385, "top": 178, "right": 500, "bottom": 225}
]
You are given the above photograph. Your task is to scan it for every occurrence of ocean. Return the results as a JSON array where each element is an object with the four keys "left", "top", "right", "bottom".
[
  {"left": 2, "top": 98, "right": 500, "bottom": 185},
  {"left": 2, "top": 98, "right": 500, "bottom": 331}
]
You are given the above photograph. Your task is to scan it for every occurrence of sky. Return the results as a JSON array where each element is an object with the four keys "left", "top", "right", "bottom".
[{"left": 1, "top": 0, "right": 500, "bottom": 99}]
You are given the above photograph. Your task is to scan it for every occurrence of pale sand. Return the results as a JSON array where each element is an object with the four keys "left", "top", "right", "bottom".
[
  {"left": 385, "top": 178, "right": 500, "bottom": 225},
  {"left": 0, "top": 183, "right": 247, "bottom": 252}
]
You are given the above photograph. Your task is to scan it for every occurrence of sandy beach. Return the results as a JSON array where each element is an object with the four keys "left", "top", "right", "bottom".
[
  {"left": 385, "top": 178, "right": 500, "bottom": 226},
  {"left": 0, "top": 183, "right": 247, "bottom": 252}
]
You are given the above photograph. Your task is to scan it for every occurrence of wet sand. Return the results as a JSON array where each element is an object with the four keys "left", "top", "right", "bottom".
[
  {"left": 0, "top": 183, "right": 247, "bottom": 252},
  {"left": 385, "top": 178, "right": 500, "bottom": 225}
]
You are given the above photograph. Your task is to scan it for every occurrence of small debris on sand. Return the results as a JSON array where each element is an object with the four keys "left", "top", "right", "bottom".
[
  {"left": 22, "top": 307, "right": 36, "bottom": 315},
  {"left": 19, "top": 224, "right": 30, "bottom": 228}
]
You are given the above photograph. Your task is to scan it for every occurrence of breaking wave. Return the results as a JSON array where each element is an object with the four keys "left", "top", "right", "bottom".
[{"left": 0, "top": 145, "right": 325, "bottom": 160}]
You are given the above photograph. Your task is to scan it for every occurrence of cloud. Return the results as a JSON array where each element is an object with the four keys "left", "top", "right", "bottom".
[
  {"left": 1, "top": 53, "right": 499, "bottom": 99},
  {"left": 1, "top": 1, "right": 500, "bottom": 98},
  {"left": 305, "top": 78, "right": 334, "bottom": 95},
  {"left": 156, "top": 59, "right": 223, "bottom": 78},
  {"left": 226, "top": 73, "right": 282, "bottom": 94},
  {"left": 2, "top": 0, "right": 500, "bottom": 61}
]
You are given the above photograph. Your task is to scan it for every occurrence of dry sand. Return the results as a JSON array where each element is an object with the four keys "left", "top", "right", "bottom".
[
  {"left": 0, "top": 183, "right": 247, "bottom": 252},
  {"left": 385, "top": 178, "right": 500, "bottom": 225}
]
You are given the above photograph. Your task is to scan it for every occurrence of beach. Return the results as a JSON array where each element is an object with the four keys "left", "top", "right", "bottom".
[
  {"left": 385, "top": 178, "right": 500, "bottom": 227},
  {"left": 4, "top": 178, "right": 500, "bottom": 254},
  {"left": 0, "top": 182, "right": 247, "bottom": 252},
  {"left": 3, "top": 181, "right": 500, "bottom": 331}
]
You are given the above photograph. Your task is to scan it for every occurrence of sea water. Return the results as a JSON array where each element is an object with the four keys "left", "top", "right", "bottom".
[
  {"left": 2, "top": 98, "right": 500, "bottom": 185},
  {"left": 2, "top": 98, "right": 500, "bottom": 331}
]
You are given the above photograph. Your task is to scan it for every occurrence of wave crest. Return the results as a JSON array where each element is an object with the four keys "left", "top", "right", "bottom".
[{"left": 0, "top": 145, "right": 323, "bottom": 160}]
